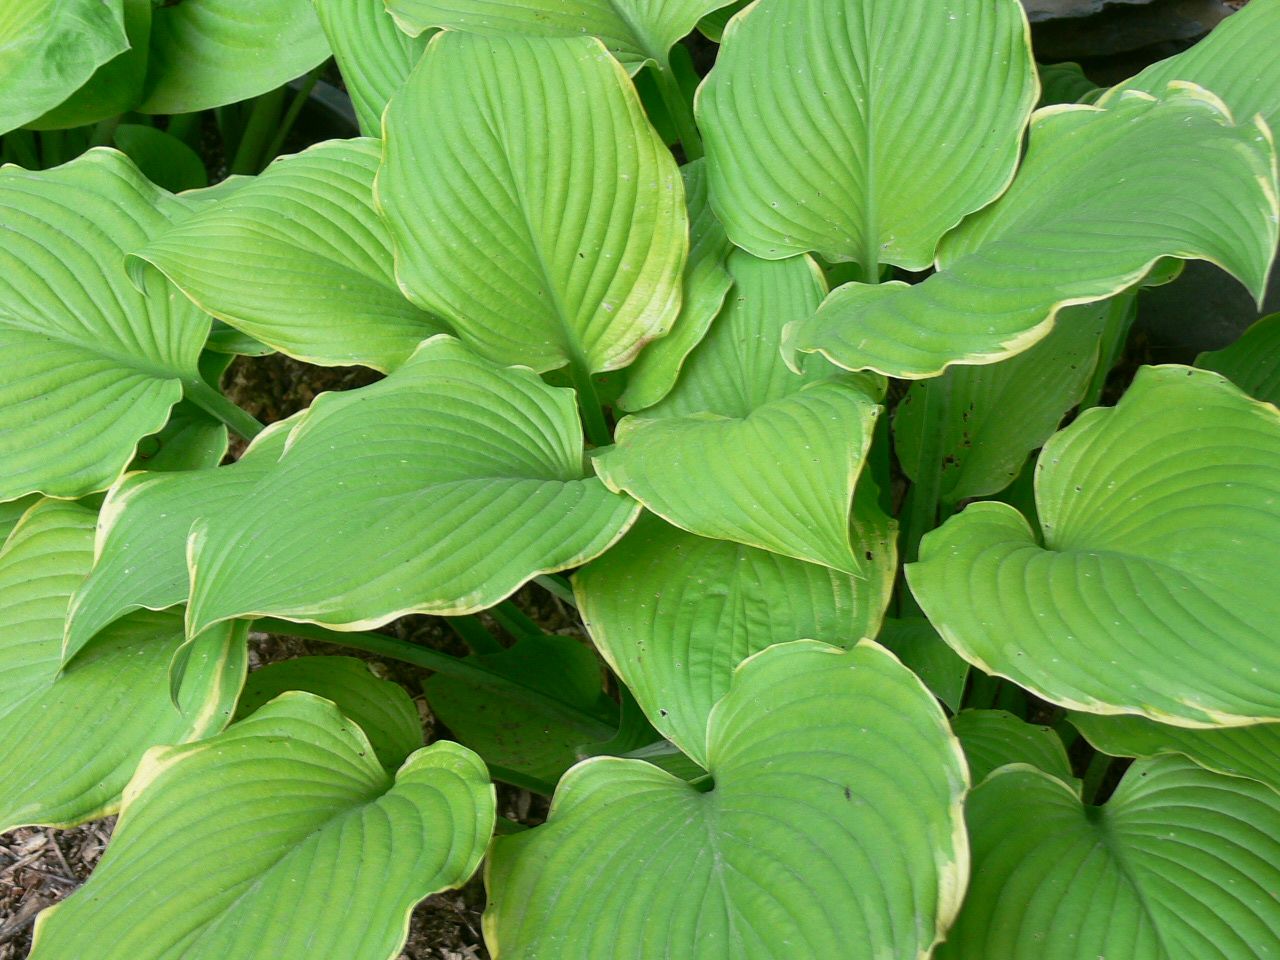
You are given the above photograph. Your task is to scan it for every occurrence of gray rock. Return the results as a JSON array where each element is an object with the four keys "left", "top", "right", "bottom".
[{"left": 1022, "top": 0, "right": 1155, "bottom": 23}]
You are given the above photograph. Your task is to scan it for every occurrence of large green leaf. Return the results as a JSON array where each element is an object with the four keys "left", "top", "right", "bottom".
[
  {"left": 696, "top": 0, "right": 1036, "bottom": 269},
  {"left": 378, "top": 33, "right": 686, "bottom": 375},
  {"left": 939, "top": 757, "right": 1280, "bottom": 959},
  {"left": 313, "top": 0, "right": 430, "bottom": 136},
  {"left": 485, "top": 641, "right": 968, "bottom": 959},
  {"left": 596, "top": 251, "right": 880, "bottom": 573},
  {"left": 789, "top": 85, "right": 1280, "bottom": 379},
  {"left": 1073, "top": 712, "right": 1280, "bottom": 795},
  {"left": 139, "top": 0, "right": 331, "bottom": 114},
  {"left": 951, "top": 709, "right": 1074, "bottom": 786},
  {"left": 112, "top": 122, "right": 208, "bottom": 194},
  {"left": 908, "top": 365, "right": 1280, "bottom": 726},
  {"left": 1198, "top": 313, "right": 1280, "bottom": 405},
  {"left": 130, "top": 400, "right": 228, "bottom": 473},
  {"left": 0, "top": 0, "right": 131, "bottom": 135},
  {"left": 186, "top": 337, "right": 639, "bottom": 635},
  {"left": 877, "top": 617, "right": 968, "bottom": 713},
  {"left": 575, "top": 506, "right": 894, "bottom": 765},
  {"left": 0, "top": 500, "right": 246, "bottom": 832},
  {"left": 136, "top": 138, "right": 444, "bottom": 371},
  {"left": 0, "top": 496, "right": 38, "bottom": 546},
  {"left": 30, "top": 693, "right": 494, "bottom": 960},
  {"left": 0, "top": 149, "right": 211, "bottom": 502}
]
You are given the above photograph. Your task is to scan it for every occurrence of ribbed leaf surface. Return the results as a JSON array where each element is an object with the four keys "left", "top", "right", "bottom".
[
  {"left": 0, "top": 497, "right": 37, "bottom": 547},
  {"left": 30, "top": 693, "right": 495, "bottom": 960},
  {"left": 940, "top": 757, "right": 1280, "bottom": 960},
  {"left": 697, "top": 0, "right": 1036, "bottom": 269},
  {"left": 575, "top": 508, "right": 894, "bottom": 765},
  {"left": 0, "top": 501, "right": 245, "bottom": 832},
  {"left": 485, "top": 641, "right": 968, "bottom": 960},
  {"left": 378, "top": 33, "right": 686, "bottom": 374},
  {"left": 1198, "top": 313, "right": 1280, "bottom": 404},
  {"left": 0, "top": 150, "right": 210, "bottom": 502},
  {"left": 952, "top": 710, "right": 1074, "bottom": 786},
  {"left": 187, "top": 337, "right": 639, "bottom": 635},
  {"left": 791, "top": 86, "right": 1279, "bottom": 378},
  {"left": 908, "top": 365, "right": 1280, "bottom": 726}
]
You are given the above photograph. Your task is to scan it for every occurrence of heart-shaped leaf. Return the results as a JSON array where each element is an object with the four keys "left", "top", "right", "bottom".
[
  {"left": 697, "top": 0, "right": 1036, "bottom": 269},
  {"left": 1198, "top": 313, "right": 1280, "bottom": 405},
  {"left": 377, "top": 33, "right": 686, "bottom": 375},
  {"left": 952, "top": 709, "right": 1074, "bottom": 786},
  {"left": 908, "top": 365, "right": 1280, "bottom": 726},
  {"left": 789, "top": 84, "right": 1279, "bottom": 378},
  {"left": 938, "top": 757, "right": 1280, "bottom": 959},
  {"left": 0, "top": 500, "right": 246, "bottom": 832},
  {"left": 29, "top": 693, "right": 495, "bottom": 960},
  {"left": 485, "top": 640, "right": 968, "bottom": 959}
]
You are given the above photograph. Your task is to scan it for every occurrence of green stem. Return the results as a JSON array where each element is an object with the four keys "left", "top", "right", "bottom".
[
  {"left": 183, "top": 379, "right": 265, "bottom": 441},
  {"left": 491, "top": 601, "right": 542, "bottom": 640},
  {"left": 230, "top": 85, "right": 287, "bottom": 176},
  {"left": 901, "top": 378, "right": 951, "bottom": 568},
  {"left": 445, "top": 616, "right": 503, "bottom": 655},
  {"left": 965, "top": 672, "right": 1001, "bottom": 711},
  {"left": 652, "top": 62, "right": 703, "bottom": 161},
  {"left": 5, "top": 129, "right": 40, "bottom": 169},
  {"left": 569, "top": 359, "right": 612, "bottom": 447},
  {"left": 40, "top": 129, "right": 66, "bottom": 168},
  {"left": 166, "top": 112, "right": 202, "bottom": 146},
  {"left": 90, "top": 117, "right": 121, "bottom": 148},
  {"left": 1081, "top": 751, "right": 1114, "bottom": 804},
  {"left": 260, "top": 71, "right": 320, "bottom": 168},
  {"left": 535, "top": 574, "right": 577, "bottom": 608},
  {"left": 1079, "top": 293, "right": 1138, "bottom": 410}
]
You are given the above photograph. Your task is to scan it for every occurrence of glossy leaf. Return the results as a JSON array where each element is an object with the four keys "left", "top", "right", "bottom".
[
  {"left": 697, "top": 0, "right": 1036, "bottom": 269},
  {"left": 952, "top": 710, "right": 1074, "bottom": 786},
  {"left": 30, "top": 693, "right": 495, "bottom": 960},
  {"left": 575, "top": 506, "right": 894, "bottom": 765},
  {"left": 0, "top": 500, "right": 246, "bottom": 832},
  {"left": 877, "top": 617, "right": 968, "bottom": 712},
  {"left": 1198, "top": 313, "right": 1280, "bottom": 405},
  {"left": 790, "top": 85, "right": 1279, "bottom": 378},
  {"left": 0, "top": 149, "right": 210, "bottom": 502},
  {"left": 485, "top": 641, "right": 968, "bottom": 960},
  {"left": 909, "top": 365, "right": 1280, "bottom": 726},
  {"left": 186, "top": 337, "right": 639, "bottom": 635},
  {"left": 378, "top": 33, "right": 686, "bottom": 374},
  {"left": 939, "top": 757, "right": 1280, "bottom": 959}
]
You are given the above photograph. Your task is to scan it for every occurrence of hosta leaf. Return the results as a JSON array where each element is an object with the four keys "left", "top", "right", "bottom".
[
  {"left": 951, "top": 710, "right": 1074, "bottom": 786},
  {"left": 0, "top": 149, "right": 211, "bottom": 502},
  {"left": 378, "top": 33, "right": 686, "bottom": 375},
  {"left": 386, "top": 0, "right": 731, "bottom": 73},
  {"left": 1037, "top": 61, "right": 1098, "bottom": 107},
  {"left": 1198, "top": 313, "right": 1280, "bottom": 404},
  {"left": 0, "top": 496, "right": 38, "bottom": 546},
  {"left": 939, "top": 757, "right": 1280, "bottom": 960},
  {"left": 0, "top": 500, "right": 245, "bottom": 832},
  {"left": 187, "top": 337, "right": 639, "bottom": 635},
  {"left": 790, "top": 85, "right": 1280, "bottom": 379},
  {"left": 139, "top": 0, "right": 330, "bottom": 114},
  {"left": 1073, "top": 712, "right": 1280, "bottom": 794},
  {"left": 235, "top": 656, "right": 423, "bottom": 770},
  {"left": 313, "top": 0, "right": 430, "bottom": 136},
  {"left": 696, "top": 1, "right": 747, "bottom": 41},
  {"left": 136, "top": 138, "right": 443, "bottom": 371},
  {"left": 30, "top": 693, "right": 495, "bottom": 960},
  {"left": 575, "top": 505, "right": 894, "bottom": 765},
  {"left": 697, "top": 0, "right": 1036, "bottom": 269},
  {"left": 877, "top": 617, "right": 968, "bottom": 712},
  {"left": 908, "top": 365, "right": 1280, "bottom": 726},
  {"left": 112, "top": 123, "right": 208, "bottom": 194},
  {"left": 0, "top": 0, "right": 131, "bottom": 135},
  {"left": 618, "top": 159, "right": 733, "bottom": 412},
  {"left": 131, "top": 401, "right": 228, "bottom": 473},
  {"left": 485, "top": 641, "right": 968, "bottom": 960}
]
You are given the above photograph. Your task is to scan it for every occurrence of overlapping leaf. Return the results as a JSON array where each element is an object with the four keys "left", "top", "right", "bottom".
[
  {"left": 485, "top": 641, "right": 968, "bottom": 959},
  {"left": 136, "top": 138, "right": 443, "bottom": 371},
  {"left": 0, "top": 500, "right": 246, "bottom": 832},
  {"left": 1198, "top": 313, "right": 1280, "bottom": 404},
  {"left": 909, "top": 365, "right": 1280, "bottom": 726},
  {"left": 377, "top": 33, "right": 686, "bottom": 375},
  {"left": 697, "top": 0, "right": 1037, "bottom": 268},
  {"left": 952, "top": 710, "right": 1074, "bottom": 786},
  {"left": 789, "top": 85, "right": 1279, "bottom": 378},
  {"left": 29, "top": 693, "right": 494, "bottom": 960},
  {"left": 877, "top": 617, "right": 969, "bottom": 712}
]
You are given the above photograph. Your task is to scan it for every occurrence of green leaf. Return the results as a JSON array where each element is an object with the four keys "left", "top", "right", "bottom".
[
  {"left": 0, "top": 0, "right": 131, "bottom": 135},
  {"left": 0, "top": 496, "right": 38, "bottom": 546},
  {"left": 424, "top": 634, "right": 618, "bottom": 788},
  {"left": 235, "top": 656, "right": 423, "bottom": 770},
  {"left": 789, "top": 84, "right": 1280, "bottom": 379},
  {"left": 187, "top": 337, "right": 639, "bottom": 635},
  {"left": 112, "top": 123, "right": 208, "bottom": 193},
  {"left": 1072, "top": 712, "right": 1280, "bottom": 795},
  {"left": 618, "top": 159, "right": 734, "bottom": 412},
  {"left": 696, "top": 1, "right": 747, "bottom": 41},
  {"left": 939, "top": 757, "right": 1280, "bottom": 960},
  {"left": 131, "top": 401, "right": 228, "bottom": 473},
  {"left": 139, "top": 0, "right": 331, "bottom": 114},
  {"left": 485, "top": 641, "right": 968, "bottom": 959},
  {"left": 908, "top": 365, "right": 1280, "bottom": 726},
  {"left": 378, "top": 33, "right": 686, "bottom": 375},
  {"left": 313, "top": 0, "right": 431, "bottom": 136},
  {"left": 696, "top": 0, "right": 1037, "bottom": 269},
  {"left": 952, "top": 710, "right": 1074, "bottom": 786},
  {"left": 0, "top": 149, "right": 211, "bottom": 502},
  {"left": 1037, "top": 61, "right": 1098, "bottom": 107},
  {"left": 136, "top": 138, "right": 444, "bottom": 371},
  {"left": 386, "top": 0, "right": 732, "bottom": 73},
  {"left": 1198, "top": 313, "right": 1280, "bottom": 405},
  {"left": 876, "top": 617, "right": 969, "bottom": 712},
  {"left": 574, "top": 505, "right": 894, "bottom": 766},
  {"left": 0, "top": 500, "right": 246, "bottom": 832},
  {"left": 29, "top": 693, "right": 495, "bottom": 960}
]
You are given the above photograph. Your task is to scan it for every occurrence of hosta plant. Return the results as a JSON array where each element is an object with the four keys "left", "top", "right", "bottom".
[{"left": 2, "top": 0, "right": 1280, "bottom": 958}]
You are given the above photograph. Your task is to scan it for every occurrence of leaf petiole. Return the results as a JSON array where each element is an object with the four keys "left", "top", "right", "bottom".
[{"left": 182, "top": 378, "right": 265, "bottom": 441}]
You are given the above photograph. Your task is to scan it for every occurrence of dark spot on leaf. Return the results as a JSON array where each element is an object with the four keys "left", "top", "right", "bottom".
[{"left": 843, "top": 786, "right": 852, "bottom": 800}]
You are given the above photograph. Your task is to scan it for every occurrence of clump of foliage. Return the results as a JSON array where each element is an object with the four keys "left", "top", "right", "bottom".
[{"left": 1, "top": 1, "right": 1279, "bottom": 958}]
